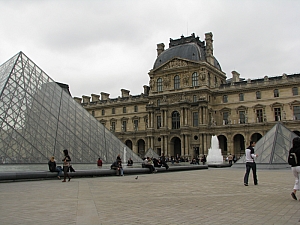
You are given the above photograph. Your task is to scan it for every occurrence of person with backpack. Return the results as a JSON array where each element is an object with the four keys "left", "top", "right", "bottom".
[
  {"left": 288, "top": 137, "right": 300, "bottom": 200},
  {"left": 243, "top": 141, "right": 258, "bottom": 186}
]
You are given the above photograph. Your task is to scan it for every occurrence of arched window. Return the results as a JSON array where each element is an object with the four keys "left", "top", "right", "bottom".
[
  {"left": 174, "top": 75, "right": 180, "bottom": 89},
  {"left": 192, "top": 72, "right": 198, "bottom": 87},
  {"left": 157, "top": 78, "right": 162, "bottom": 92},
  {"left": 172, "top": 111, "right": 180, "bottom": 129}
]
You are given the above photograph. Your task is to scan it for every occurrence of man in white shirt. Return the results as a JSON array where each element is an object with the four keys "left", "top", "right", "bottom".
[{"left": 243, "top": 141, "right": 258, "bottom": 186}]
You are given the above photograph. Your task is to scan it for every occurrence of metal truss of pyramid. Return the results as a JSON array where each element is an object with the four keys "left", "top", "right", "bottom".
[
  {"left": 144, "top": 148, "right": 160, "bottom": 159},
  {"left": 0, "top": 52, "right": 143, "bottom": 164},
  {"left": 234, "top": 122, "right": 299, "bottom": 169}
]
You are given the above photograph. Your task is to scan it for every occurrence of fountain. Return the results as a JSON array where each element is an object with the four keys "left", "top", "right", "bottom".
[{"left": 206, "top": 135, "right": 224, "bottom": 164}]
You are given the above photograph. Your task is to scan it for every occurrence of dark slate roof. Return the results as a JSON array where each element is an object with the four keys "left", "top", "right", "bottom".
[{"left": 153, "top": 42, "right": 221, "bottom": 71}]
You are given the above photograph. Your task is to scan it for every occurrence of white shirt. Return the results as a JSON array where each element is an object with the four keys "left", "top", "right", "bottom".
[{"left": 245, "top": 148, "right": 257, "bottom": 163}]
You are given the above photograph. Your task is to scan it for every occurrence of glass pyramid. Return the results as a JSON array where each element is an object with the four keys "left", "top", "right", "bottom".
[
  {"left": 144, "top": 148, "right": 160, "bottom": 159},
  {"left": 236, "top": 122, "right": 299, "bottom": 165},
  {"left": 0, "top": 52, "right": 143, "bottom": 164}
]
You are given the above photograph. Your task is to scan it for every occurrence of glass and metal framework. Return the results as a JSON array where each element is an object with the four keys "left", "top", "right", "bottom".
[
  {"left": 236, "top": 122, "right": 298, "bottom": 166},
  {"left": 0, "top": 52, "right": 142, "bottom": 164}
]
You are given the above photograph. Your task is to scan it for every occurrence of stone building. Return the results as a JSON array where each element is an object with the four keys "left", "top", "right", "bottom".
[{"left": 76, "top": 32, "right": 300, "bottom": 159}]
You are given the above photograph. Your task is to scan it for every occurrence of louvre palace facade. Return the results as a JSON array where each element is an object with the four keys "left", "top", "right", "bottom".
[{"left": 76, "top": 32, "right": 300, "bottom": 159}]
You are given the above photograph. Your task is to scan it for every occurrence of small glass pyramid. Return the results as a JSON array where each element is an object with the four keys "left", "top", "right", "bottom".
[
  {"left": 236, "top": 122, "right": 299, "bottom": 164},
  {"left": 144, "top": 148, "right": 160, "bottom": 159},
  {"left": 0, "top": 52, "right": 142, "bottom": 164}
]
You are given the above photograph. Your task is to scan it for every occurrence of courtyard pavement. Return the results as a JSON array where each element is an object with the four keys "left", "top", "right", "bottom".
[{"left": 0, "top": 167, "right": 299, "bottom": 225}]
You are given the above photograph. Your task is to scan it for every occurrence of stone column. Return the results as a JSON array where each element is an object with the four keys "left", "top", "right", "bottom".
[
  {"left": 199, "top": 107, "right": 203, "bottom": 124},
  {"left": 181, "top": 134, "right": 185, "bottom": 156},
  {"left": 180, "top": 108, "right": 184, "bottom": 126},
  {"left": 164, "top": 110, "right": 168, "bottom": 128},
  {"left": 151, "top": 112, "right": 154, "bottom": 128},
  {"left": 164, "top": 136, "right": 168, "bottom": 156},
  {"left": 203, "top": 134, "right": 207, "bottom": 155},
  {"left": 185, "top": 135, "right": 189, "bottom": 156}
]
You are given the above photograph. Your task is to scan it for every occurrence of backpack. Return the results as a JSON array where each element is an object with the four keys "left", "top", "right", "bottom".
[{"left": 288, "top": 152, "right": 298, "bottom": 166}]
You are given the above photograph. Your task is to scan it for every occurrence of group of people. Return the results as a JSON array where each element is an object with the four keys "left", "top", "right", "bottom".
[
  {"left": 48, "top": 140, "right": 300, "bottom": 202},
  {"left": 48, "top": 149, "right": 73, "bottom": 182}
]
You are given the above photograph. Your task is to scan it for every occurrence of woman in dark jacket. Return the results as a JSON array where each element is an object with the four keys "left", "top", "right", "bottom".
[
  {"left": 62, "top": 149, "right": 71, "bottom": 182},
  {"left": 289, "top": 137, "right": 300, "bottom": 200}
]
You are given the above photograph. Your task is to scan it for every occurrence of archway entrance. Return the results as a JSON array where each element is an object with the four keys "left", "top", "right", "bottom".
[
  {"left": 137, "top": 139, "right": 145, "bottom": 157},
  {"left": 251, "top": 133, "right": 262, "bottom": 143},
  {"left": 218, "top": 135, "right": 228, "bottom": 155},
  {"left": 170, "top": 137, "right": 181, "bottom": 157},
  {"left": 125, "top": 140, "right": 132, "bottom": 150},
  {"left": 293, "top": 130, "right": 300, "bottom": 136},
  {"left": 233, "top": 134, "right": 245, "bottom": 158}
]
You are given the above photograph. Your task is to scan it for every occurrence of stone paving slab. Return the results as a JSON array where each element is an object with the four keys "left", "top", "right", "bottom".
[{"left": 0, "top": 167, "right": 299, "bottom": 225}]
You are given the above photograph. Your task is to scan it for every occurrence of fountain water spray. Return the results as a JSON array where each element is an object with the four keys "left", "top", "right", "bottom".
[{"left": 207, "top": 135, "right": 223, "bottom": 164}]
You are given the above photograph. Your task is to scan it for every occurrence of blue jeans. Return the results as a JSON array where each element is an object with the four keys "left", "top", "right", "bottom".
[{"left": 56, "top": 167, "right": 63, "bottom": 177}]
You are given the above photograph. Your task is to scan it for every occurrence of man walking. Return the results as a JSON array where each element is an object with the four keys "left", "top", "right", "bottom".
[{"left": 244, "top": 141, "right": 258, "bottom": 186}]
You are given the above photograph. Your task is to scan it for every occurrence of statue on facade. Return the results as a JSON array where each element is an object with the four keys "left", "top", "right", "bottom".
[{"left": 149, "top": 79, "right": 155, "bottom": 90}]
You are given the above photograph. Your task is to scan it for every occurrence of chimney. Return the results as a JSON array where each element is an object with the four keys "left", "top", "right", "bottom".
[
  {"left": 91, "top": 94, "right": 100, "bottom": 102},
  {"left": 231, "top": 71, "right": 240, "bottom": 83},
  {"left": 73, "top": 97, "right": 82, "bottom": 104},
  {"left": 205, "top": 32, "right": 214, "bottom": 65},
  {"left": 100, "top": 92, "right": 110, "bottom": 101},
  {"left": 121, "top": 89, "right": 130, "bottom": 98},
  {"left": 82, "top": 95, "right": 91, "bottom": 104},
  {"left": 156, "top": 43, "right": 165, "bottom": 56},
  {"left": 143, "top": 85, "right": 150, "bottom": 95}
]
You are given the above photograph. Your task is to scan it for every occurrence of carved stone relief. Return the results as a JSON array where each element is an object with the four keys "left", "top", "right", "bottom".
[
  {"left": 163, "top": 76, "right": 170, "bottom": 88},
  {"left": 163, "top": 59, "right": 188, "bottom": 70}
]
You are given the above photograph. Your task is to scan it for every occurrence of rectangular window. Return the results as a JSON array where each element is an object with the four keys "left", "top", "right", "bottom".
[
  {"left": 274, "top": 108, "right": 281, "bottom": 121},
  {"left": 292, "top": 87, "right": 298, "bottom": 96},
  {"left": 101, "top": 109, "right": 105, "bottom": 115},
  {"left": 157, "top": 116, "right": 161, "bottom": 129},
  {"left": 134, "top": 120, "right": 138, "bottom": 131},
  {"left": 157, "top": 99, "right": 160, "bottom": 106},
  {"left": 256, "top": 91, "right": 261, "bottom": 99},
  {"left": 239, "top": 93, "right": 244, "bottom": 101},
  {"left": 274, "top": 89, "right": 279, "bottom": 97},
  {"left": 192, "top": 72, "right": 198, "bottom": 87},
  {"left": 122, "top": 121, "right": 127, "bottom": 132},
  {"left": 293, "top": 106, "right": 300, "bottom": 120},
  {"left": 239, "top": 111, "right": 245, "bottom": 124},
  {"left": 223, "top": 95, "right": 228, "bottom": 103},
  {"left": 174, "top": 76, "right": 180, "bottom": 89},
  {"left": 91, "top": 111, "right": 95, "bottom": 116},
  {"left": 223, "top": 112, "right": 229, "bottom": 125},
  {"left": 112, "top": 108, "right": 115, "bottom": 114},
  {"left": 193, "top": 95, "right": 197, "bottom": 102},
  {"left": 123, "top": 107, "right": 126, "bottom": 113},
  {"left": 256, "top": 109, "right": 263, "bottom": 122},
  {"left": 193, "top": 112, "right": 198, "bottom": 127},
  {"left": 134, "top": 105, "right": 138, "bottom": 112},
  {"left": 111, "top": 122, "right": 115, "bottom": 131}
]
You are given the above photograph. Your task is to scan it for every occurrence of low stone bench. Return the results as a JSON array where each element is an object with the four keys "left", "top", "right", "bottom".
[{"left": 0, "top": 165, "right": 208, "bottom": 181}]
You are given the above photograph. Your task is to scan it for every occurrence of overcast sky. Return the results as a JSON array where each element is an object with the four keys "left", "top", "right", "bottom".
[{"left": 0, "top": 0, "right": 299, "bottom": 98}]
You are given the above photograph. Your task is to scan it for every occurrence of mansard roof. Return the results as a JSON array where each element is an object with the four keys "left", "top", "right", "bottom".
[{"left": 153, "top": 33, "right": 222, "bottom": 71}]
